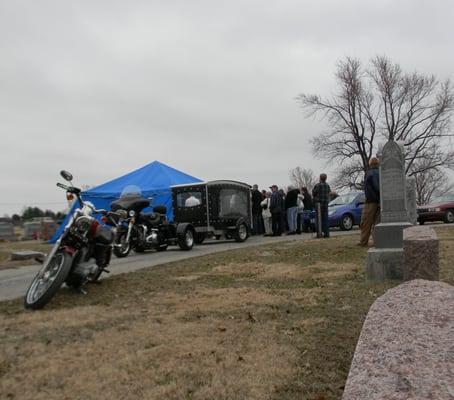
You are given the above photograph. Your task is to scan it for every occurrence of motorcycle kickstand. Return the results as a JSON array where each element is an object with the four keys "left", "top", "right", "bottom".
[{"left": 72, "top": 286, "right": 88, "bottom": 295}]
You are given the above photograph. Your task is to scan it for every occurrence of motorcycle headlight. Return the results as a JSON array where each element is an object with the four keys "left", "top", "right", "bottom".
[
  {"left": 74, "top": 215, "right": 92, "bottom": 233},
  {"left": 129, "top": 210, "right": 136, "bottom": 217},
  {"left": 117, "top": 210, "right": 128, "bottom": 219}
]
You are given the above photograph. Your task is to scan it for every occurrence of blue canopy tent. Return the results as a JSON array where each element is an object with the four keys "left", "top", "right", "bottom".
[{"left": 50, "top": 161, "right": 202, "bottom": 243}]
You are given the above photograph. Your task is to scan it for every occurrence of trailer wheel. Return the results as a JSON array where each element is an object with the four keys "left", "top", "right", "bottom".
[
  {"left": 234, "top": 223, "right": 248, "bottom": 242},
  {"left": 178, "top": 228, "right": 194, "bottom": 250},
  {"left": 194, "top": 233, "right": 206, "bottom": 244}
]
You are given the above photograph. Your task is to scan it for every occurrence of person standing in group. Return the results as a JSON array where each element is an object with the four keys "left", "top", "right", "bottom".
[
  {"left": 358, "top": 157, "right": 380, "bottom": 246},
  {"left": 296, "top": 189, "right": 305, "bottom": 234},
  {"left": 269, "top": 185, "right": 283, "bottom": 236},
  {"left": 285, "top": 186, "right": 299, "bottom": 235},
  {"left": 261, "top": 192, "right": 273, "bottom": 236},
  {"left": 251, "top": 184, "right": 263, "bottom": 235},
  {"left": 301, "top": 187, "right": 314, "bottom": 232},
  {"left": 312, "top": 174, "right": 331, "bottom": 238},
  {"left": 278, "top": 188, "right": 287, "bottom": 233}
]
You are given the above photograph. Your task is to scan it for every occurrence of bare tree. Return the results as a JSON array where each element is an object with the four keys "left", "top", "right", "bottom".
[
  {"left": 297, "top": 56, "right": 454, "bottom": 188},
  {"left": 413, "top": 165, "right": 454, "bottom": 205},
  {"left": 370, "top": 56, "right": 454, "bottom": 175},
  {"left": 289, "top": 167, "right": 317, "bottom": 189}
]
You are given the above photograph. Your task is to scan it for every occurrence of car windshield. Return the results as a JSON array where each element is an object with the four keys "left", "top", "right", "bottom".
[
  {"left": 329, "top": 193, "right": 359, "bottom": 206},
  {"left": 429, "top": 195, "right": 454, "bottom": 204}
]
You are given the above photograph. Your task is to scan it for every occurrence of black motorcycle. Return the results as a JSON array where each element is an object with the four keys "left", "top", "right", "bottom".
[
  {"left": 24, "top": 171, "right": 121, "bottom": 309},
  {"left": 110, "top": 189, "right": 195, "bottom": 257}
]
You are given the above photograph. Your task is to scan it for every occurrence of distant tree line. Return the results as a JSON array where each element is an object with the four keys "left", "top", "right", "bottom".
[{"left": 5, "top": 207, "right": 67, "bottom": 224}]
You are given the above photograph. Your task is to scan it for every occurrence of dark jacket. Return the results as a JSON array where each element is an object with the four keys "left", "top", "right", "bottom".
[
  {"left": 364, "top": 168, "right": 380, "bottom": 203},
  {"left": 285, "top": 189, "right": 299, "bottom": 209},
  {"left": 251, "top": 189, "right": 263, "bottom": 215},
  {"left": 270, "top": 191, "right": 282, "bottom": 214},
  {"left": 302, "top": 192, "right": 314, "bottom": 210},
  {"left": 312, "top": 182, "right": 331, "bottom": 205}
]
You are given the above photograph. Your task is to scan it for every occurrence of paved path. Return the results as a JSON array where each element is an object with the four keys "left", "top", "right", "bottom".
[{"left": 0, "top": 230, "right": 358, "bottom": 301}]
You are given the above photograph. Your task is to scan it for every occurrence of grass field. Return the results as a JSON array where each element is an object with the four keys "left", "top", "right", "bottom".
[
  {"left": 0, "top": 239, "right": 51, "bottom": 270},
  {"left": 1, "top": 227, "right": 453, "bottom": 400}
]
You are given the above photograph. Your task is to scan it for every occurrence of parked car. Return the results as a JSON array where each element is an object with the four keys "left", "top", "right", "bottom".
[
  {"left": 328, "top": 192, "right": 365, "bottom": 230},
  {"left": 417, "top": 195, "right": 454, "bottom": 224},
  {"left": 171, "top": 180, "right": 252, "bottom": 243}
]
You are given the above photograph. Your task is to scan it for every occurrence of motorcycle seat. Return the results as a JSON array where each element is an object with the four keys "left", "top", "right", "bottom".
[{"left": 142, "top": 212, "right": 162, "bottom": 226}]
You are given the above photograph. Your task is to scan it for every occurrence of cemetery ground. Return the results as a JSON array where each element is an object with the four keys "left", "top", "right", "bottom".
[
  {"left": 1, "top": 227, "right": 453, "bottom": 400},
  {"left": 0, "top": 239, "right": 50, "bottom": 270}
]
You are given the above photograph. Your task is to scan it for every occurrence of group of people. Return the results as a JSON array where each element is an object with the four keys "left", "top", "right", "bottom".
[
  {"left": 251, "top": 157, "right": 381, "bottom": 246},
  {"left": 251, "top": 173, "right": 331, "bottom": 237}
]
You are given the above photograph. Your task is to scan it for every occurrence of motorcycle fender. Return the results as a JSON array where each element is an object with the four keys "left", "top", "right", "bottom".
[
  {"left": 235, "top": 217, "right": 250, "bottom": 230},
  {"left": 176, "top": 223, "right": 193, "bottom": 236}
]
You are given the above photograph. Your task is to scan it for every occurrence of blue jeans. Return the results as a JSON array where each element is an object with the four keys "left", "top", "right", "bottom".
[
  {"left": 252, "top": 213, "right": 263, "bottom": 235},
  {"left": 287, "top": 206, "right": 298, "bottom": 232},
  {"left": 316, "top": 203, "right": 330, "bottom": 237}
]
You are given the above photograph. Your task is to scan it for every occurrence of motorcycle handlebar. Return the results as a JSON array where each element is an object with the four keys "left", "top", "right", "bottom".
[
  {"left": 56, "top": 182, "right": 81, "bottom": 195},
  {"left": 56, "top": 182, "right": 70, "bottom": 190}
]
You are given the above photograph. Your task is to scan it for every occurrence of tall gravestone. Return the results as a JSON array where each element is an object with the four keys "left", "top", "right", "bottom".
[
  {"left": 366, "top": 140, "right": 412, "bottom": 282},
  {"left": 406, "top": 178, "right": 417, "bottom": 225}
]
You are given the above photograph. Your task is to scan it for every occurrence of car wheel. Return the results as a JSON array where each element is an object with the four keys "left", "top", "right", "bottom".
[
  {"left": 443, "top": 210, "right": 454, "bottom": 223},
  {"left": 339, "top": 214, "right": 353, "bottom": 231},
  {"left": 419, "top": 220, "right": 425, "bottom": 225}
]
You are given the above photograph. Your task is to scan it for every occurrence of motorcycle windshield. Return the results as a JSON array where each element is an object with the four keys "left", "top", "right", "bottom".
[
  {"left": 120, "top": 185, "right": 143, "bottom": 199},
  {"left": 111, "top": 185, "right": 150, "bottom": 213}
]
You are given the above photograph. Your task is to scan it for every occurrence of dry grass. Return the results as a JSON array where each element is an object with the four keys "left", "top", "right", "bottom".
[
  {"left": 1, "top": 227, "right": 453, "bottom": 400},
  {"left": 0, "top": 240, "right": 51, "bottom": 270}
]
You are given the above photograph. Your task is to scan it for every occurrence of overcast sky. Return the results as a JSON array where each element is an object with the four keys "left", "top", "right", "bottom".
[{"left": 1, "top": 0, "right": 453, "bottom": 216}]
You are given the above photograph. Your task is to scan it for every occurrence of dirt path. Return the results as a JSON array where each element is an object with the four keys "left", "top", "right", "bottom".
[{"left": 0, "top": 230, "right": 357, "bottom": 301}]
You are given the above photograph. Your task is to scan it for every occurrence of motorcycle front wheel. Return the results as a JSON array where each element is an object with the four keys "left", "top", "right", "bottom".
[
  {"left": 24, "top": 251, "right": 73, "bottom": 309},
  {"left": 113, "top": 232, "right": 131, "bottom": 258}
]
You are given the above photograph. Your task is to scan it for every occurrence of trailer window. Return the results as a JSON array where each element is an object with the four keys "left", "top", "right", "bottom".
[
  {"left": 176, "top": 192, "right": 202, "bottom": 208},
  {"left": 219, "top": 189, "right": 248, "bottom": 217}
]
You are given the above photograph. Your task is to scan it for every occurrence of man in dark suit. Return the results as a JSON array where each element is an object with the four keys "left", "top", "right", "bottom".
[
  {"left": 312, "top": 174, "right": 331, "bottom": 238},
  {"left": 269, "top": 185, "right": 283, "bottom": 236}
]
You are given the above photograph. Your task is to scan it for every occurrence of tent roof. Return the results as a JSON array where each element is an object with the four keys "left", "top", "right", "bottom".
[{"left": 85, "top": 161, "right": 202, "bottom": 197}]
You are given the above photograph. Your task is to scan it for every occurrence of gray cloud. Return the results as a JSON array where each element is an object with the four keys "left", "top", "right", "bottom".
[{"left": 1, "top": 0, "right": 453, "bottom": 215}]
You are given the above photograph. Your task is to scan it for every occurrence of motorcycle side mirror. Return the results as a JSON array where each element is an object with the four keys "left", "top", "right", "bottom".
[{"left": 60, "top": 170, "right": 73, "bottom": 182}]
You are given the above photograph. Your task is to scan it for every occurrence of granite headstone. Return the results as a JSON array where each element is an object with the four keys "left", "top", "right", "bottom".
[
  {"left": 366, "top": 140, "right": 411, "bottom": 282},
  {"left": 0, "top": 222, "right": 16, "bottom": 241}
]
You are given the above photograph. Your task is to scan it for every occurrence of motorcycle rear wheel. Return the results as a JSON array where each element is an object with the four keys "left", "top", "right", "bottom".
[{"left": 24, "top": 251, "right": 73, "bottom": 309}]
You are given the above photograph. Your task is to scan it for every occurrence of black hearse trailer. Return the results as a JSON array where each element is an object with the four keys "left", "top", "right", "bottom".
[{"left": 171, "top": 180, "right": 252, "bottom": 243}]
